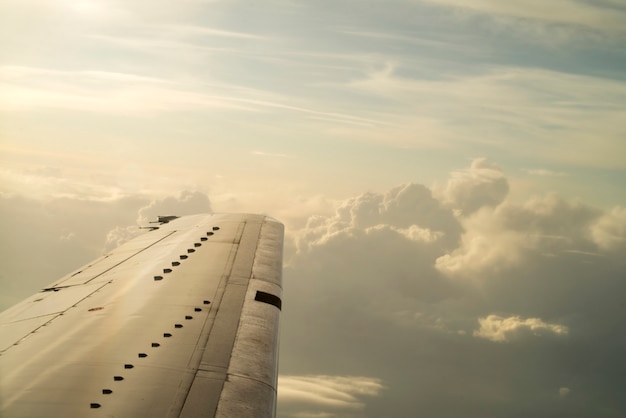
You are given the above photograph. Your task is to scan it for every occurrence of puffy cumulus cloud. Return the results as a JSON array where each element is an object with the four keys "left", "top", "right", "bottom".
[
  {"left": 278, "top": 375, "right": 384, "bottom": 410},
  {"left": 104, "top": 225, "right": 145, "bottom": 252},
  {"left": 436, "top": 193, "right": 602, "bottom": 277},
  {"left": 296, "top": 182, "right": 461, "bottom": 255},
  {"left": 281, "top": 159, "right": 626, "bottom": 416},
  {"left": 438, "top": 158, "right": 509, "bottom": 216},
  {"left": 435, "top": 209, "right": 525, "bottom": 276},
  {"left": 136, "top": 190, "right": 212, "bottom": 224},
  {"left": 105, "top": 191, "right": 213, "bottom": 250},
  {"left": 473, "top": 315, "right": 569, "bottom": 343}
]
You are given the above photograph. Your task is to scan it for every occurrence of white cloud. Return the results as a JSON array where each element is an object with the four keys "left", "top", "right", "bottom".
[
  {"left": 0, "top": 77, "right": 255, "bottom": 114},
  {"left": 524, "top": 169, "right": 567, "bottom": 177},
  {"left": 418, "top": 0, "right": 626, "bottom": 33},
  {"left": 590, "top": 207, "right": 626, "bottom": 252},
  {"left": 104, "top": 225, "right": 144, "bottom": 252},
  {"left": 439, "top": 158, "right": 509, "bottom": 216},
  {"left": 296, "top": 182, "right": 460, "bottom": 255},
  {"left": 59, "top": 231, "right": 76, "bottom": 241},
  {"left": 473, "top": 314, "right": 569, "bottom": 342},
  {"left": 0, "top": 166, "right": 126, "bottom": 201},
  {"left": 393, "top": 224, "right": 443, "bottom": 243},
  {"left": 435, "top": 217, "right": 525, "bottom": 276},
  {"left": 278, "top": 375, "right": 384, "bottom": 412},
  {"left": 252, "top": 150, "right": 292, "bottom": 158},
  {"left": 136, "top": 191, "right": 212, "bottom": 225},
  {"left": 349, "top": 67, "right": 626, "bottom": 168},
  {"left": 160, "top": 23, "right": 269, "bottom": 40},
  {"left": 436, "top": 193, "right": 601, "bottom": 276}
]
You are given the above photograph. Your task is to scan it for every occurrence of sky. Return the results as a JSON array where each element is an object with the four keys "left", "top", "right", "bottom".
[{"left": 1, "top": 0, "right": 626, "bottom": 416}]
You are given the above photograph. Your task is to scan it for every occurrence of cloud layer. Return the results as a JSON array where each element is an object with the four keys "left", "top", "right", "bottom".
[
  {"left": 280, "top": 158, "right": 626, "bottom": 417},
  {"left": 1, "top": 159, "right": 624, "bottom": 417}
]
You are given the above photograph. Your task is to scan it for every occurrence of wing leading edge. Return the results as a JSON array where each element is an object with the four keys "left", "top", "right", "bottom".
[{"left": 0, "top": 213, "right": 284, "bottom": 418}]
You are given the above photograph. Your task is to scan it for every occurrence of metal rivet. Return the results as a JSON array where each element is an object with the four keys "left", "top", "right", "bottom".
[
  {"left": 124, "top": 364, "right": 134, "bottom": 369},
  {"left": 164, "top": 333, "right": 172, "bottom": 338},
  {"left": 154, "top": 276, "right": 163, "bottom": 281},
  {"left": 187, "top": 249, "right": 195, "bottom": 253},
  {"left": 203, "top": 300, "right": 211, "bottom": 304},
  {"left": 180, "top": 255, "right": 188, "bottom": 260},
  {"left": 194, "top": 243, "right": 201, "bottom": 247},
  {"left": 194, "top": 308, "right": 201, "bottom": 312},
  {"left": 172, "top": 261, "right": 180, "bottom": 266},
  {"left": 163, "top": 268, "right": 172, "bottom": 273},
  {"left": 114, "top": 376, "right": 124, "bottom": 381},
  {"left": 201, "top": 237, "right": 207, "bottom": 241},
  {"left": 152, "top": 342, "right": 160, "bottom": 347},
  {"left": 185, "top": 315, "right": 193, "bottom": 320},
  {"left": 102, "top": 389, "right": 113, "bottom": 395},
  {"left": 90, "top": 403, "right": 101, "bottom": 408},
  {"left": 175, "top": 324, "right": 183, "bottom": 328},
  {"left": 138, "top": 353, "right": 147, "bottom": 358}
]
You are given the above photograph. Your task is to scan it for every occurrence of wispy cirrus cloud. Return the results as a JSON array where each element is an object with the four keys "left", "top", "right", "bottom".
[
  {"left": 418, "top": 0, "right": 626, "bottom": 33},
  {"left": 252, "top": 150, "right": 292, "bottom": 158},
  {"left": 524, "top": 168, "right": 568, "bottom": 177},
  {"left": 0, "top": 65, "right": 382, "bottom": 127},
  {"left": 348, "top": 64, "right": 626, "bottom": 167}
]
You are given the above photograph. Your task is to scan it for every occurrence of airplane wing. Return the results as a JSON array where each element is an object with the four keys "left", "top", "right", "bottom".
[{"left": 0, "top": 213, "right": 284, "bottom": 418}]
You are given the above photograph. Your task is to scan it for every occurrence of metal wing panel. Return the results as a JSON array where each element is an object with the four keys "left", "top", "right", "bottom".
[{"left": 0, "top": 213, "right": 284, "bottom": 418}]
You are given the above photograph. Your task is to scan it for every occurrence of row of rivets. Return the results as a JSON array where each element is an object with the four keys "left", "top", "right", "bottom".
[{"left": 92, "top": 226, "right": 220, "bottom": 409}]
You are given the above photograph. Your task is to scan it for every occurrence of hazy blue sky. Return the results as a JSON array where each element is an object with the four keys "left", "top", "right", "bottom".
[{"left": 1, "top": 1, "right": 626, "bottom": 417}]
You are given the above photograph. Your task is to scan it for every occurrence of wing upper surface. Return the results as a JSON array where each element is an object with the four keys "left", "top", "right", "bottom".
[{"left": 0, "top": 213, "right": 284, "bottom": 418}]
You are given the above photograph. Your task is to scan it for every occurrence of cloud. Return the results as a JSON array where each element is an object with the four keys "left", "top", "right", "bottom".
[
  {"left": 0, "top": 165, "right": 127, "bottom": 202},
  {"left": 0, "top": 190, "right": 214, "bottom": 309},
  {"left": 524, "top": 168, "right": 567, "bottom": 177},
  {"left": 590, "top": 207, "right": 626, "bottom": 252},
  {"left": 296, "top": 182, "right": 461, "bottom": 255},
  {"left": 417, "top": 0, "right": 626, "bottom": 34},
  {"left": 436, "top": 193, "right": 602, "bottom": 276},
  {"left": 0, "top": 72, "right": 256, "bottom": 114},
  {"left": 161, "top": 23, "right": 269, "bottom": 40},
  {"left": 2, "top": 159, "right": 625, "bottom": 416},
  {"left": 252, "top": 150, "right": 292, "bottom": 158},
  {"left": 136, "top": 190, "right": 213, "bottom": 224},
  {"left": 473, "top": 315, "right": 569, "bottom": 342},
  {"left": 439, "top": 158, "right": 509, "bottom": 215},
  {"left": 278, "top": 375, "right": 384, "bottom": 417},
  {"left": 0, "top": 65, "right": 379, "bottom": 128},
  {"left": 349, "top": 66, "right": 626, "bottom": 168},
  {"left": 559, "top": 387, "right": 571, "bottom": 397},
  {"left": 280, "top": 159, "right": 626, "bottom": 416}
]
